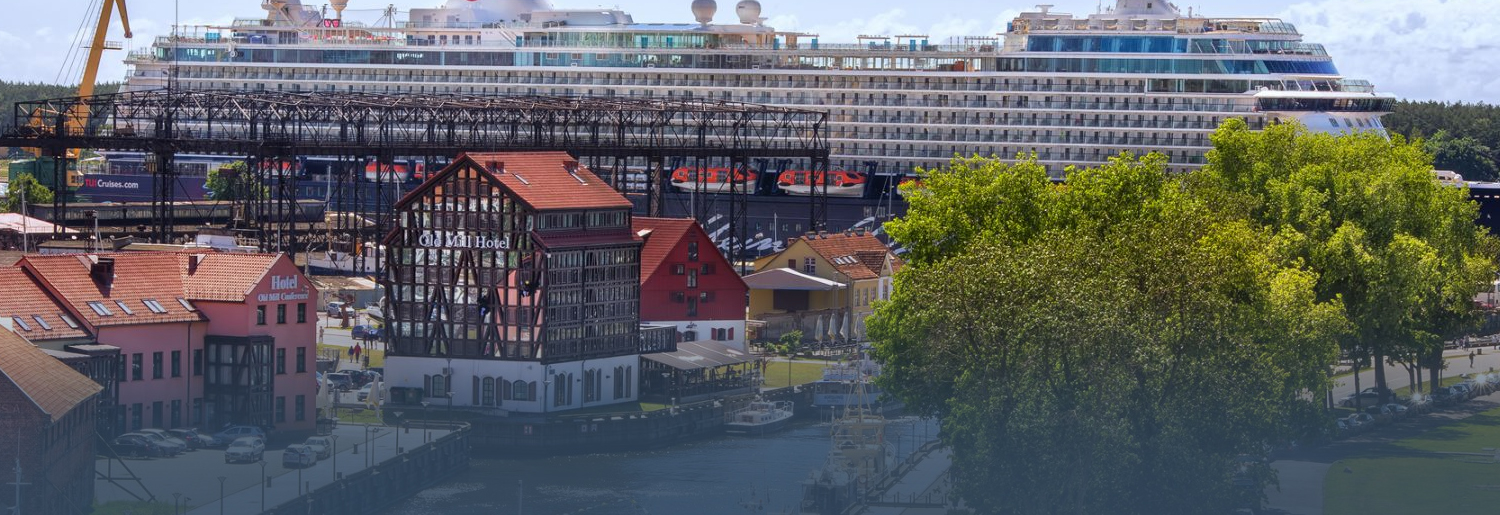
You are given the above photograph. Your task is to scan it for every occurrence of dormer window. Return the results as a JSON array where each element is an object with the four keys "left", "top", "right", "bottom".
[
  {"left": 87, "top": 301, "right": 114, "bottom": 316},
  {"left": 143, "top": 299, "right": 168, "bottom": 314}
]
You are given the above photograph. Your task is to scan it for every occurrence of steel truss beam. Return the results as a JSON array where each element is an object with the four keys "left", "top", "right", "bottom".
[{"left": 2, "top": 90, "right": 830, "bottom": 268}]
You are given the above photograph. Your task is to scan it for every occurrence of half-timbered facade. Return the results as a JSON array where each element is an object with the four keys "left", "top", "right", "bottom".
[{"left": 382, "top": 152, "right": 648, "bottom": 413}]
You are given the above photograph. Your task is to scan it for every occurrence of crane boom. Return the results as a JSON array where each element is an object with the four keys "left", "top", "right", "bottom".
[{"left": 76, "top": 0, "right": 132, "bottom": 117}]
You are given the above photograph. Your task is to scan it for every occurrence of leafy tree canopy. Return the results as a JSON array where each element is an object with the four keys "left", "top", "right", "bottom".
[
  {"left": 205, "top": 161, "right": 267, "bottom": 201},
  {"left": 873, "top": 151, "right": 1346, "bottom": 514},
  {"left": 2, "top": 172, "right": 54, "bottom": 213}
]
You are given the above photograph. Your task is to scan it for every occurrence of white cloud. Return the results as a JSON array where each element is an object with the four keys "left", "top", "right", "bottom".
[{"left": 1281, "top": 0, "right": 1500, "bottom": 102}]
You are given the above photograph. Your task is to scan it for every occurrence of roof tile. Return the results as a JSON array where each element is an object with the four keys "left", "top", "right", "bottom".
[
  {"left": 0, "top": 268, "right": 90, "bottom": 340},
  {"left": 0, "top": 327, "right": 101, "bottom": 422}
]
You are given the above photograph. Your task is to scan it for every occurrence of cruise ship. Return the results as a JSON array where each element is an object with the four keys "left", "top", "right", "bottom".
[{"left": 119, "top": 0, "right": 1395, "bottom": 241}]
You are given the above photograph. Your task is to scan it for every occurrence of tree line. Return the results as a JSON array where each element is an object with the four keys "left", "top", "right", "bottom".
[
  {"left": 870, "top": 121, "right": 1498, "bottom": 514},
  {"left": 0, "top": 80, "right": 121, "bottom": 136},
  {"left": 1386, "top": 100, "right": 1500, "bottom": 181}
]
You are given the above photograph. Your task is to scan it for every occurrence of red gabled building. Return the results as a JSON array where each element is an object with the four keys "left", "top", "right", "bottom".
[{"left": 634, "top": 217, "right": 749, "bottom": 350}]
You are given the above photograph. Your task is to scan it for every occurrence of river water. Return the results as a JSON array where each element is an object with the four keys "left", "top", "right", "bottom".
[{"left": 383, "top": 417, "right": 939, "bottom": 515}]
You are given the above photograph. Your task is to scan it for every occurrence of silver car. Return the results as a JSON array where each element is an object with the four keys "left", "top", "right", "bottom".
[
  {"left": 129, "top": 431, "right": 185, "bottom": 455},
  {"left": 138, "top": 429, "right": 191, "bottom": 452},
  {"left": 224, "top": 437, "right": 265, "bottom": 464},
  {"left": 302, "top": 436, "right": 334, "bottom": 460}
]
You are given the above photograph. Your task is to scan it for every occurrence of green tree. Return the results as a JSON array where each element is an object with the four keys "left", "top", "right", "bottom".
[
  {"left": 2, "top": 172, "right": 54, "bottom": 213},
  {"left": 1424, "top": 131, "right": 1498, "bottom": 181},
  {"left": 777, "top": 330, "right": 803, "bottom": 356},
  {"left": 1201, "top": 120, "right": 1499, "bottom": 401},
  {"left": 871, "top": 153, "right": 1344, "bottom": 514},
  {"left": 205, "top": 161, "right": 266, "bottom": 201}
]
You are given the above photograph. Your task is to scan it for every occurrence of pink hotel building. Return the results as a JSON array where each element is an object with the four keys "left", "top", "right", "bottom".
[{"left": 0, "top": 251, "right": 318, "bottom": 435}]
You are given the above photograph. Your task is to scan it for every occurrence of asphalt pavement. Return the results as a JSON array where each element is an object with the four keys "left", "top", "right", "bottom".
[{"left": 96, "top": 422, "right": 452, "bottom": 514}]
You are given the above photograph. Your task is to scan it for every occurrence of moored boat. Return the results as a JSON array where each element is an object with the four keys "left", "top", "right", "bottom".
[
  {"left": 777, "top": 170, "right": 867, "bottom": 197},
  {"left": 724, "top": 399, "right": 794, "bottom": 436},
  {"left": 669, "top": 167, "right": 758, "bottom": 194}
]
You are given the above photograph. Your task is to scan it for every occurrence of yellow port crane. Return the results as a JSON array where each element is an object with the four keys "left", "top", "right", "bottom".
[{"left": 22, "top": 0, "right": 131, "bottom": 188}]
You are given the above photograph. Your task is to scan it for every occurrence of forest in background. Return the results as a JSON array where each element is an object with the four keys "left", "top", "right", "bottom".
[{"left": 1384, "top": 101, "right": 1499, "bottom": 181}]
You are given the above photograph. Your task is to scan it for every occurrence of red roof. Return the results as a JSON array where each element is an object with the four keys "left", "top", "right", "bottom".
[
  {"left": 395, "top": 152, "right": 631, "bottom": 212},
  {"left": 20, "top": 253, "right": 205, "bottom": 328},
  {"left": 633, "top": 217, "right": 697, "bottom": 283},
  {"left": 182, "top": 253, "right": 284, "bottom": 302},
  {"left": 0, "top": 268, "right": 90, "bottom": 340},
  {"left": 0, "top": 327, "right": 101, "bottom": 422},
  {"left": 798, "top": 232, "right": 898, "bottom": 281}
]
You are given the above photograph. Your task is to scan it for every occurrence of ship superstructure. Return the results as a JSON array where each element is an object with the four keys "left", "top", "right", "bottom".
[{"left": 126, "top": 0, "right": 1393, "bottom": 179}]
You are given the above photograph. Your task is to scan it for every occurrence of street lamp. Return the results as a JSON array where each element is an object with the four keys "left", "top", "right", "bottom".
[
  {"left": 393, "top": 411, "right": 404, "bottom": 453},
  {"left": 217, "top": 476, "right": 227, "bottom": 515},
  {"left": 330, "top": 434, "right": 339, "bottom": 483},
  {"left": 259, "top": 461, "right": 267, "bottom": 512},
  {"left": 420, "top": 401, "right": 430, "bottom": 443}
]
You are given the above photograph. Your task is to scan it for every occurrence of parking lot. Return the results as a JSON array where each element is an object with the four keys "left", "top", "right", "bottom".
[{"left": 96, "top": 422, "right": 453, "bottom": 514}]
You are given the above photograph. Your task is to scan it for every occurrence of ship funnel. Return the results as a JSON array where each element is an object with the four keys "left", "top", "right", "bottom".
[
  {"left": 691, "top": 0, "right": 717, "bottom": 26},
  {"left": 736, "top": 0, "right": 762, "bottom": 25},
  {"left": 331, "top": 0, "right": 349, "bottom": 18}
]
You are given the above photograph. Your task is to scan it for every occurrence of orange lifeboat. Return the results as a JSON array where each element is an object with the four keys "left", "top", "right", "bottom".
[
  {"left": 776, "top": 170, "right": 867, "bottom": 197},
  {"left": 669, "top": 167, "right": 759, "bottom": 193}
]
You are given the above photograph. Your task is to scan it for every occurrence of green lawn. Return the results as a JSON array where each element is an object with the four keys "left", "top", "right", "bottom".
[
  {"left": 1324, "top": 405, "right": 1500, "bottom": 515},
  {"left": 1323, "top": 457, "right": 1500, "bottom": 515},
  {"left": 761, "top": 361, "right": 827, "bottom": 389}
]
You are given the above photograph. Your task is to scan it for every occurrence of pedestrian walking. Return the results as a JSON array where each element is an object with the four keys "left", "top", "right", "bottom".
[{"left": 1469, "top": 351, "right": 1475, "bottom": 367}]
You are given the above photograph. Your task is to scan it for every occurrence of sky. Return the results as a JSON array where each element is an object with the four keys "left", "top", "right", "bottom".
[{"left": 0, "top": 0, "right": 1495, "bottom": 103}]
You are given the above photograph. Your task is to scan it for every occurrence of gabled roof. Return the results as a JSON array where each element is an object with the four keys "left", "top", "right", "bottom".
[
  {"left": 633, "top": 217, "right": 749, "bottom": 290},
  {"left": 19, "top": 253, "right": 206, "bottom": 328},
  {"left": 182, "top": 253, "right": 285, "bottom": 302},
  {"left": 633, "top": 217, "right": 696, "bottom": 283},
  {"left": 394, "top": 152, "right": 631, "bottom": 212},
  {"left": 798, "top": 232, "right": 898, "bottom": 281},
  {"left": 0, "top": 268, "right": 90, "bottom": 340},
  {"left": 0, "top": 327, "right": 101, "bottom": 422}
]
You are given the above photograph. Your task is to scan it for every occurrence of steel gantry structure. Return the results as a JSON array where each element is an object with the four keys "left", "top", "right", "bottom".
[{"left": 2, "top": 89, "right": 831, "bottom": 270}]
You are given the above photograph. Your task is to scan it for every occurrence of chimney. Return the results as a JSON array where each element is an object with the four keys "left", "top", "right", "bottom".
[
  {"left": 855, "top": 227, "right": 867, "bottom": 236},
  {"left": 91, "top": 256, "right": 116, "bottom": 286}
]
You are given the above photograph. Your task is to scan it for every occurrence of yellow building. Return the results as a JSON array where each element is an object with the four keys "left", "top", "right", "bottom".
[{"left": 745, "top": 230, "right": 900, "bottom": 346}]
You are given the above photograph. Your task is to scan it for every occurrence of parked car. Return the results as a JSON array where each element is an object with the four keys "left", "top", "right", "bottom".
[
  {"left": 282, "top": 445, "right": 316, "bottom": 468},
  {"left": 1451, "top": 383, "right": 1474, "bottom": 400},
  {"left": 357, "top": 382, "right": 387, "bottom": 402},
  {"left": 212, "top": 425, "right": 267, "bottom": 447},
  {"left": 352, "top": 324, "right": 382, "bottom": 340},
  {"left": 1339, "top": 387, "right": 1395, "bottom": 407},
  {"left": 112, "top": 434, "right": 167, "bottom": 458},
  {"left": 131, "top": 431, "right": 186, "bottom": 455},
  {"left": 166, "top": 428, "right": 213, "bottom": 449},
  {"left": 302, "top": 436, "right": 334, "bottom": 460},
  {"left": 138, "top": 429, "right": 191, "bottom": 452},
  {"left": 224, "top": 437, "right": 266, "bottom": 464},
  {"left": 326, "top": 301, "right": 346, "bottom": 316},
  {"left": 326, "top": 372, "right": 355, "bottom": 392}
]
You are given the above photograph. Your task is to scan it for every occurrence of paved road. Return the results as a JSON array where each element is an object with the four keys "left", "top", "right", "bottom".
[
  {"left": 97, "top": 423, "right": 451, "bottom": 514},
  {"left": 1329, "top": 347, "right": 1500, "bottom": 403}
]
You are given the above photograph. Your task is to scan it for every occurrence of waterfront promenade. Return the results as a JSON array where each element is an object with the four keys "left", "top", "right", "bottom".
[{"left": 96, "top": 422, "right": 451, "bottom": 514}]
